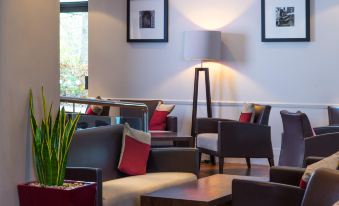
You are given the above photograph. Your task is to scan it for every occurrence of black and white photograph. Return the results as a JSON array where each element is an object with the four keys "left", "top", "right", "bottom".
[
  {"left": 139, "top": 10, "right": 155, "bottom": 28},
  {"left": 276, "top": 7, "right": 295, "bottom": 27},
  {"left": 262, "top": 0, "right": 310, "bottom": 42},
  {"left": 128, "top": 0, "right": 168, "bottom": 42}
]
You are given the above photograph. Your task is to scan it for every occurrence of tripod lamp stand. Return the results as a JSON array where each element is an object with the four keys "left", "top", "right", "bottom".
[{"left": 184, "top": 31, "right": 222, "bottom": 137}]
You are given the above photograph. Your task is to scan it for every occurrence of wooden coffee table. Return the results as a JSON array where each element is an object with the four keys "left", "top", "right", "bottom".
[
  {"left": 141, "top": 174, "right": 268, "bottom": 206},
  {"left": 150, "top": 131, "right": 193, "bottom": 147}
]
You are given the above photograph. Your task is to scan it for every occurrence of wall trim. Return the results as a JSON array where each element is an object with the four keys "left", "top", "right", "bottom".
[
  {"left": 163, "top": 99, "right": 336, "bottom": 109},
  {"left": 104, "top": 97, "right": 337, "bottom": 109}
]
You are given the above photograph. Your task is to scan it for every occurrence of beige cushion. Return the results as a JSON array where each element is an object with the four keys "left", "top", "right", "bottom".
[
  {"left": 196, "top": 133, "right": 218, "bottom": 152},
  {"left": 301, "top": 151, "right": 339, "bottom": 187},
  {"left": 103, "top": 172, "right": 197, "bottom": 206}
]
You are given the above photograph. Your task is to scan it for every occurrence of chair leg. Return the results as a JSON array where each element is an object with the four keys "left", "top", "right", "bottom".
[
  {"left": 268, "top": 157, "right": 275, "bottom": 167},
  {"left": 218, "top": 157, "right": 224, "bottom": 174},
  {"left": 210, "top": 155, "right": 216, "bottom": 165},
  {"left": 198, "top": 152, "right": 202, "bottom": 170},
  {"left": 246, "top": 158, "right": 251, "bottom": 169}
]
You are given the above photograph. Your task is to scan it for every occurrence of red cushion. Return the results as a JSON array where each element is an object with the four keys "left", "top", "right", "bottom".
[
  {"left": 118, "top": 124, "right": 151, "bottom": 175},
  {"left": 239, "top": 112, "right": 252, "bottom": 123},
  {"left": 85, "top": 107, "right": 96, "bottom": 115},
  {"left": 299, "top": 179, "right": 307, "bottom": 189},
  {"left": 239, "top": 103, "right": 255, "bottom": 123},
  {"left": 118, "top": 135, "right": 150, "bottom": 175},
  {"left": 149, "top": 103, "right": 175, "bottom": 131},
  {"left": 150, "top": 110, "right": 169, "bottom": 130}
]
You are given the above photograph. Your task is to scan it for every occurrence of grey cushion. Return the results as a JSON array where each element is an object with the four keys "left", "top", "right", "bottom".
[{"left": 197, "top": 133, "right": 218, "bottom": 152}]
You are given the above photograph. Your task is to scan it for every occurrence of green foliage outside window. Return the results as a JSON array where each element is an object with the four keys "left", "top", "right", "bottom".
[{"left": 60, "top": 12, "right": 88, "bottom": 98}]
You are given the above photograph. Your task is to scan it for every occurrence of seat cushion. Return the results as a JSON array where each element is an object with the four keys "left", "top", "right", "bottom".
[
  {"left": 103, "top": 172, "right": 197, "bottom": 206},
  {"left": 196, "top": 133, "right": 218, "bottom": 152}
]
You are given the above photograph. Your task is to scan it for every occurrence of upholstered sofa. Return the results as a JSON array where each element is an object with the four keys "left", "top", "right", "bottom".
[
  {"left": 65, "top": 125, "right": 199, "bottom": 206},
  {"left": 118, "top": 99, "right": 177, "bottom": 132},
  {"left": 74, "top": 99, "right": 178, "bottom": 132}
]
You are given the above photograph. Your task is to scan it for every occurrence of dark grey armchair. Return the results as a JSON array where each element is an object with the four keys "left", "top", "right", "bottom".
[
  {"left": 279, "top": 110, "right": 339, "bottom": 167},
  {"left": 196, "top": 104, "right": 274, "bottom": 173},
  {"left": 312, "top": 106, "right": 339, "bottom": 135},
  {"left": 232, "top": 164, "right": 339, "bottom": 206}
]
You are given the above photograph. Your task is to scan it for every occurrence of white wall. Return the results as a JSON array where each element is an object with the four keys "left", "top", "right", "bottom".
[
  {"left": 0, "top": 0, "right": 59, "bottom": 205},
  {"left": 89, "top": 0, "right": 339, "bottom": 164}
]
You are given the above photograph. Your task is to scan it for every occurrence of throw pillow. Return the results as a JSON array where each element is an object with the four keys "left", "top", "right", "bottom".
[
  {"left": 85, "top": 96, "right": 103, "bottom": 115},
  {"left": 239, "top": 103, "right": 255, "bottom": 123},
  {"left": 149, "top": 103, "right": 175, "bottom": 130},
  {"left": 299, "top": 151, "right": 339, "bottom": 189},
  {"left": 118, "top": 123, "right": 151, "bottom": 175}
]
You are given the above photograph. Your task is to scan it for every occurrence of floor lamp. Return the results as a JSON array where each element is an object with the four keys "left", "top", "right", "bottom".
[{"left": 184, "top": 31, "right": 222, "bottom": 138}]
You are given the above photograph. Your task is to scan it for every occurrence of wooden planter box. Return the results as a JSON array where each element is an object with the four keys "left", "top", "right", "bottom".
[{"left": 17, "top": 181, "right": 96, "bottom": 206}]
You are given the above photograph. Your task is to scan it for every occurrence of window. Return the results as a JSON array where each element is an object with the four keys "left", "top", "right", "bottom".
[{"left": 60, "top": 1, "right": 88, "bottom": 98}]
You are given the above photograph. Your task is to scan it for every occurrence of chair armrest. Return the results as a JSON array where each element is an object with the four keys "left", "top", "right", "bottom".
[
  {"left": 147, "top": 148, "right": 199, "bottom": 177},
  {"left": 304, "top": 156, "right": 324, "bottom": 166},
  {"left": 65, "top": 167, "right": 102, "bottom": 206},
  {"left": 305, "top": 132, "right": 339, "bottom": 158},
  {"left": 232, "top": 179, "right": 304, "bottom": 206},
  {"left": 218, "top": 121, "right": 272, "bottom": 158},
  {"left": 302, "top": 169, "right": 339, "bottom": 206},
  {"left": 166, "top": 116, "right": 177, "bottom": 132},
  {"left": 313, "top": 126, "right": 339, "bottom": 135},
  {"left": 270, "top": 166, "right": 305, "bottom": 186},
  {"left": 196, "top": 118, "right": 234, "bottom": 134}
]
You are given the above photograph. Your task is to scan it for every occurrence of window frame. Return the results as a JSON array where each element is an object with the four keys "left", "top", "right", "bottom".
[{"left": 60, "top": 1, "right": 88, "bottom": 13}]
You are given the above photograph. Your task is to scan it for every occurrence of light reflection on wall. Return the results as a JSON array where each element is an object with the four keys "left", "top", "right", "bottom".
[{"left": 172, "top": 0, "right": 254, "bottom": 30}]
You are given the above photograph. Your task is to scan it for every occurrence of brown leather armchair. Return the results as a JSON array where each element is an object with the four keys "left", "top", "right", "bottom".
[
  {"left": 196, "top": 104, "right": 274, "bottom": 173},
  {"left": 232, "top": 166, "right": 339, "bottom": 206},
  {"left": 279, "top": 110, "right": 339, "bottom": 167}
]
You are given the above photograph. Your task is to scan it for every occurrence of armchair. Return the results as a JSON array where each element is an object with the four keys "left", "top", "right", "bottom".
[
  {"left": 279, "top": 110, "right": 339, "bottom": 167},
  {"left": 196, "top": 104, "right": 273, "bottom": 173},
  {"left": 232, "top": 166, "right": 339, "bottom": 206},
  {"left": 312, "top": 106, "right": 339, "bottom": 135},
  {"left": 328, "top": 106, "right": 339, "bottom": 125}
]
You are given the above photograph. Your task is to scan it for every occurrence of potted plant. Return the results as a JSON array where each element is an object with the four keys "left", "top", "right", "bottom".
[{"left": 18, "top": 88, "right": 96, "bottom": 206}]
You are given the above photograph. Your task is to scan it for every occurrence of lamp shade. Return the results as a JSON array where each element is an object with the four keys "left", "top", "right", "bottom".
[{"left": 184, "top": 31, "right": 221, "bottom": 61}]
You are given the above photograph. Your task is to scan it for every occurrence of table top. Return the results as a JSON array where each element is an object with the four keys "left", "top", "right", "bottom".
[
  {"left": 142, "top": 174, "right": 268, "bottom": 205},
  {"left": 150, "top": 131, "right": 192, "bottom": 140}
]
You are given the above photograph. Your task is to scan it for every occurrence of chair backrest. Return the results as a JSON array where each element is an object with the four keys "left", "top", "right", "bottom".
[
  {"left": 279, "top": 111, "right": 314, "bottom": 167},
  {"left": 67, "top": 125, "right": 125, "bottom": 181},
  {"left": 328, "top": 106, "right": 339, "bottom": 126},
  {"left": 119, "top": 99, "right": 162, "bottom": 122},
  {"left": 302, "top": 168, "right": 339, "bottom": 206},
  {"left": 253, "top": 104, "right": 271, "bottom": 126}
]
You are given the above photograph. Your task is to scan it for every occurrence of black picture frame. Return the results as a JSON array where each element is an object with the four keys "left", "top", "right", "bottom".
[
  {"left": 261, "top": 0, "right": 310, "bottom": 42},
  {"left": 127, "top": 0, "right": 168, "bottom": 42}
]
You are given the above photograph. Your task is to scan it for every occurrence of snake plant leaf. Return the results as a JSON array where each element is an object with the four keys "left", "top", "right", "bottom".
[{"left": 29, "top": 88, "right": 80, "bottom": 186}]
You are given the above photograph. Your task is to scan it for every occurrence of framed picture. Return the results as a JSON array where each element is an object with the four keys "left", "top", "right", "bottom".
[
  {"left": 127, "top": 0, "right": 168, "bottom": 42},
  {"left": 261, "top": 0, "right": 310, "bottom": 42}
]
